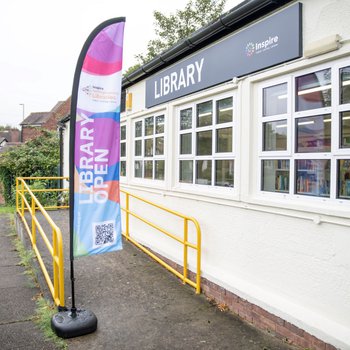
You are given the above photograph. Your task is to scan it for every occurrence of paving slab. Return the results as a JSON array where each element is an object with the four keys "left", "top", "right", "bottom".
[
  {"left": 15, "top": 210, "right": 297, "bottom": 350},
  {"left": 0, "top": 321, "right": 57, "bottom": 350},
  {"left": 0, "top": 214, "right": 58, "bottom": 350}
]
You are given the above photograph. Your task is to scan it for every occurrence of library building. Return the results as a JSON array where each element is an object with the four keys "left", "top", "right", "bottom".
[{"left": 61, "top": 0, "right": 350, "bottom": 349}]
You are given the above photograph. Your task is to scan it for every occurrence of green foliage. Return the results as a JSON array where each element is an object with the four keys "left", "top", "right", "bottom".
[
  {"left": 35, "top": 297, "right": 67, "bottom": 349},
  {"left": 132, "top": 0, "right": 226, "bottom": 67},
  {"left": 123, "top": 62, "right": 142, "bottom": 76},
  {"left": 0, "top": 130, "right": 60, "bottom": 204}
]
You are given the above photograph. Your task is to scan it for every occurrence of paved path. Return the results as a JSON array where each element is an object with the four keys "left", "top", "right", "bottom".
[
  {"left": 9, "top": 210, "right": 296, "bottom": 349},
  {"left": 0, "top": 214, "right": 57, "bottom": 350}
]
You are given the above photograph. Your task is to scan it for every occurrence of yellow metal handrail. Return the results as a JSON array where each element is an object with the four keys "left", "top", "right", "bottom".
[
  {"left": 120, "top": 189, "right": 202, "bottom": 294},
  {"left": 16, "top": 177, "right": 67, "bottom": 307}
]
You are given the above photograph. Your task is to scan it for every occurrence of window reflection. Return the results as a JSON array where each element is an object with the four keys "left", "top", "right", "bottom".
[
  {"left": 215, "top": 160, "right": 234, "bottom": 187},
  {"left": 263, "top": 120, "right": 287, "bottom": 151},
  {"left": 338, "top": 159, "right": 350, "bottom": 199},
  {"left": 263, "top": 83, "right": 287, "bottom": 116},
  {"left": 296, "top": 69, "right": 331, "bottom": 111},
  {"left": 340, "top": 111, "right": 350, "bottom": 148},
  {"left": 296, "top": 115, "right": 331, "bottom": 153},
  {"left": 340, "top": 66, "right": 350, "bottom": 104},
  {"left": 197, "top": 101, "right": 212, "bottom": 127}
]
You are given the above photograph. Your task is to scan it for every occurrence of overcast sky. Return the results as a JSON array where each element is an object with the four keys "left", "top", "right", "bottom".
[{"left": 0, "top": 0, "right": 241, "bottom": 128}]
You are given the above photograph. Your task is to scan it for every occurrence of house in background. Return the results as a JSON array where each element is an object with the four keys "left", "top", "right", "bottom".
[{"left": 21, "top": 97, "right": 70, "bottom": 142}]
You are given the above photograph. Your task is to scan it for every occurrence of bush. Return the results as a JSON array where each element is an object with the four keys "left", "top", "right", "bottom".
[{"left": 0, "top": 130, "right": 60, "bottom": 205}]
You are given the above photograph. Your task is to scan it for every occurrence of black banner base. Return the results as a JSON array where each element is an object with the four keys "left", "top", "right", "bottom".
[{"left": 51, "top": 309, "right": 97, "bottom": 339}]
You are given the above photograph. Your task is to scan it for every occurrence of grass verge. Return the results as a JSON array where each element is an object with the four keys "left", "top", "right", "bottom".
[{"left": 34, "top": 296, "right": 67, "bottom": 349}]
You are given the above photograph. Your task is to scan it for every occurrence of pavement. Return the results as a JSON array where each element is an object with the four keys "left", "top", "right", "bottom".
[{"left": 1, "top": 210, "right": 296, "bottom": 350}]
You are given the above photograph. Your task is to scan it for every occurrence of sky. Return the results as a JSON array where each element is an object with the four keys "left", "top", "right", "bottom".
[{"left": 0, "top": 0, "right": 242, "bottom": 128}]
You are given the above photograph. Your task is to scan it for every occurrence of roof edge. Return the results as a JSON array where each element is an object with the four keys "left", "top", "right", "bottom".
[{"left": 122, "top": 0, "right": 295, "bottom": 89}]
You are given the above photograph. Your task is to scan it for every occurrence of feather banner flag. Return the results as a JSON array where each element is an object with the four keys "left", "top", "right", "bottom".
[{"left": 69, "top": 18, "right": 125, "bottom": 258}]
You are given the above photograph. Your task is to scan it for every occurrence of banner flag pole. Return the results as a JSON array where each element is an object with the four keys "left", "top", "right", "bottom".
[{"left": 52, "top": 17, "right": 125, "bottom": 339}]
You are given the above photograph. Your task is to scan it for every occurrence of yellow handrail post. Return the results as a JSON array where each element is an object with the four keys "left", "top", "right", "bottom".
[
  {"left": 52, "top": 228, "right": 59, "bottom": 305},
  {"left": 183, "top": 218, "right": 188, "bottom": 284},
  {"left": 21, "top": 180, "right": 24, "bottom": 216},
  {"left": 31, "top": 196, "right": 36, "bottom": 246},
  {"left": 196, "top": 223, "right": 201, "bottom": 294},
  {"left": 125, "top": 192, "right": 130, "bottom": 240},
  {"left": 16, "top": 178, "right": 19, "bottom": 211},
  {"left": 56, "top": 228, "right": 65, "bottom": 308},
  {"left": 15, "top": 176, "right": 68, "bottom": 307}
]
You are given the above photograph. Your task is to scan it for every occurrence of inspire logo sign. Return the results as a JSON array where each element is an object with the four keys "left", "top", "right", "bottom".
[{"left": 246, "top": 36, "right": 279, "bottom": 57}]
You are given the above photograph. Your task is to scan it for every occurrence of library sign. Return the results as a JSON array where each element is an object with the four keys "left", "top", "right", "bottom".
[{"left": 146, "top": 3, "right": 302, "bottom": 108}]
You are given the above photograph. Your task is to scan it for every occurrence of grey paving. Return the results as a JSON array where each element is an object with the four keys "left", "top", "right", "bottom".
[
  {"left": 0, "top": 214, "right": 57, "bottom": 350},
  {"left": 5, "top": 210, "right": 297, "bottom": 349}
]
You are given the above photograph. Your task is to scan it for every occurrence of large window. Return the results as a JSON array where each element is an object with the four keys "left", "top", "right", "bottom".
[
  {"left": 260, "top": 60, "right": 350, "bottom": 201},
  {"left": 178, "top": 96, "right": 235, "bottom": 188},
  {"left": 133, "top": 114, "right": 165, "bottom": 181}
]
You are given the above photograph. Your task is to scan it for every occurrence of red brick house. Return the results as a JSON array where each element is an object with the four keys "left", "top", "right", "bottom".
[{"left": 20, "top": 97, "right": 71, "bottom": 142}]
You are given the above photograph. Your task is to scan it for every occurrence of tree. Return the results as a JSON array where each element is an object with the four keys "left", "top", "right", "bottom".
[
  {"left": 127, "top": 0, "right": 226, "bottom": 73},
  {"left": 0, "top": 130, "right": 60, "bottom": 204}
]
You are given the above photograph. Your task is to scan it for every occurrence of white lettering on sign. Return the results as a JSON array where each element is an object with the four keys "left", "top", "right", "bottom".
[
  {"left": 154, "top": 58, "right": 204, "bottom": 99},
  {"left": 78, "top": 113, "right": 109, "bottom": 205}
]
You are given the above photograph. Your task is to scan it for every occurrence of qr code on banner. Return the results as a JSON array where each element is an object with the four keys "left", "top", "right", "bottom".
[{"left": 93, "top": 220, "right": 116, "bottom": 248}]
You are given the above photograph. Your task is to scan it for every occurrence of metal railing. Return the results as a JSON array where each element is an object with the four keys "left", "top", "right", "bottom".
[
  {"left": 15, "top": 176, "right": 202, "bottom": 302},
  {"left": 16, "top": 177, "right": 68, "bottom": 307},
  {"left": 121, "top": 190, "right": 202, "bottom": 294}
]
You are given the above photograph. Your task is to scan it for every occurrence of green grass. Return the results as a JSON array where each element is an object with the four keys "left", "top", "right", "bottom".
[
  {"left": 0, "top": 206, "right": 15, "bottom": 214},
  {"left": 34, "top": 297, "right": 67, "bottom": 349}
]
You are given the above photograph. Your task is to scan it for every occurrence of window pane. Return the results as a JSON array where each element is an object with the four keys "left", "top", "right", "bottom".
[
  {"left": 135, "top": 140, "right": 142, "bottom": 156},
  {"left": 155, "top": 160, "right": 165, "bottom": 180},
  {"left": 120, "top": 161, "right": 126, "bottom": 177},
  {"left": 196, "top": 130, "right": 212, "bottom": 155},
  {"left": 296, "top": 69, "right": 331, "bottom": 111},
  {"left": 217, "top": 97, "right": 233, "bottom": 124},
  {"left": 144, "top": 139, "right": 153, "bottom": 157},
  {"left": 156, "top": 115, "right": 165, "bottom": 134},
  {"left": 145, "top": 116, "right": 154, "bottom": 136},
  {"left": 135, "top": 121, "right": 142, "bottom": 137},
  {"left": 180, "top": 108, "right": 192, "bottom": 130},
  {"left": 121, "top": 125, "right": 126, "bottom": 140},
  {"left": 263, "top": 120, "right": 287, "bottom": 151},
  {"left": 180, "top": 160, "right": 193, "bottom": 183},
  {"left": 340, "top": 66, "right": 350, "bottom": 104},
  {"left": 262, "top": 160, "right": 290, "bottom": 193},
  {"left": 120, "top": 143, "right": 126, "bottom": 157},
  {"left": 180, "top": 133, "right": 192, "bottom": 154},
  {"left": 340, "top": 111, "right": 350, "bottom": 148},
  {"left": 197, "top": 101, "right": 212, "bottom": 127},
  {"left": 216, "top": 127, "right": 232, "bottom": 153},
  {"left": 263, "top": 83, "right": 287, "bottom": 116},
  {"left": 296, "top": 115, "right": 331, "bottom": 153},
  {"left": 144, "top": 160, "right": 153, "bottom": 179},
  {"left": 196, "top": 160, "right": 212, "bottom": 185},
  {"left": 155, "top": 137, "right": 164, "bottom": 155},
  {"left": 215, "top": 160, "right": 234, "bottom": 187},
  {"left": 338, "top": 159, "right": 350, "bottom": 199},
  {"left": 296, "top": 159, "right": 330, "bottom": 197},
  {"left": 134, "top": 160, "right": 142, "bottom": 178}
]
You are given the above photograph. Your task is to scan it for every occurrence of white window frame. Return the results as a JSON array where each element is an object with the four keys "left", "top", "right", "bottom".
[
  {"left": 175, "top": 92, "right": 237, "bottom": 195},
  {"left": 120, "top": 122, "right": 127, "bottom": 179},
  {"left": 131, "top": 112, "right": 166, "bottom": 185},
  {"left": 258, "top": 57, "right": 350, "bottom": 205}
]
